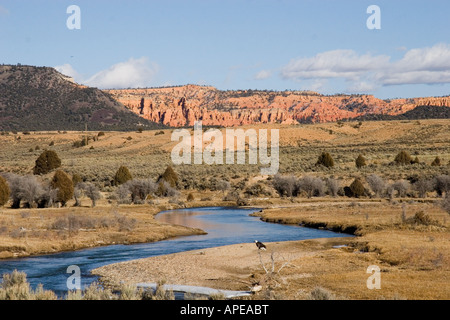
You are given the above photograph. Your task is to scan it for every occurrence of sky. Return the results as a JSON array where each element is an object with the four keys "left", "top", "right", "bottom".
[{"left": 0, "top": 0, "right": 450, "bottom": 99}]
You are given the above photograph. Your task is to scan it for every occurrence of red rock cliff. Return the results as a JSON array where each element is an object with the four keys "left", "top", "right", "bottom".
[{"left": 105, "top": 85, "right": 450, "bottom": 127}]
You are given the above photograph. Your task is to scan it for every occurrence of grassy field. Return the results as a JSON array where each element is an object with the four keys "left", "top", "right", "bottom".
[
  {"left": 0, "top": 199, "right": 207, "bottom": 259},
  {"left": 250, "top": 199, "right": 449, "bottom": 300},
  {"left": 0, "top": 119, "right": 448, "bottom": 186},
  {"left": 0, "top": 119, "right": 449, "bottom": 299}
]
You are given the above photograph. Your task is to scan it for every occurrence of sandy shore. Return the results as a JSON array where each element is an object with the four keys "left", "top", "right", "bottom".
[{"left": 92, "top": 237, "right": 352, "bottom": 294}]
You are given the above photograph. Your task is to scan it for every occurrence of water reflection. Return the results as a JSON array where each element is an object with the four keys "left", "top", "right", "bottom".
[{"left": 156, "top": 209, "right": 219, "bottom": 230}]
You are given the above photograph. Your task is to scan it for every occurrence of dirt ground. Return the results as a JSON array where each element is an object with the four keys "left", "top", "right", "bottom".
[
  {"left": 93, "top": 200, "right": 450, "bottom": 300},
  {"left": 92, "top": 240, "right": 322, "bottom": 292}
]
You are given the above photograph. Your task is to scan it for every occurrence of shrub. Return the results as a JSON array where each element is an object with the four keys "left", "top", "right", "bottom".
[
  {"left": 431, "top": 156, "right": 441, "bottom": 166},
  {"left": 33, "top": 150, "right": 62, "bottom": 175},
  {"left": 297, "top": 175, "right": 324, "bottom": 198},
  {"left": 244, "top": 183, "right": 269, "bottom": 197},
  {"left": 406, "top": 211, "right": 438, "bottom": 226},
  {"left": 73, "top": 185, "right": 83, "bottom": 207},
  {"left": 76, "top": 282, "right": 115, "bottom": 300},
  {"left": 349, "top": 178, "right": 365, "bottom": 198},
  {"left": 215, "top": 180, "right": 231, "bottom": 193},
  {"left": 326, "top": 178, "right": 340, "bottom": 197},
  {"left": 433, "top": 175, "right": 450, "bottom": 196},
  {"left": 390, "top": 180, "right": 410, "bottom": 198},
  {"left": 187, "top": 193, "right": 195, "bottom": 202},
  {"left": 157, "top": 166, "right": 178, "bottom": 188},
  {"left": 113, "top": 166, "right": 133, "bottom": 186},
  {"left": 0, "top": 270, "right": 56, "bottom": 300},
  {"left": 155, "top": 181, "right": 179, "bottom": 198},
  {"left": 316, "top": 152, "right": 334, "bottom": 168},
  {"left": 116, "top": 184, "right": 131, "bottom": 204},
  {"left": 79, "top": 182, "right": 101, "bottom": 207},
  {"left": 355, "top": 154, "right": 367, "bottom": 168},
  {"left": 272, "top": 174, "right": 297, "bottom": 197},
  {"left": 223, "top": 190, "right": 240, "bottom": 202},
  {"left": 124, "top": 179, "right": 157, "bottom": 204},
  {"left": 51, "top": 170, "right": 74, "bottom": 206},
  {"left": 366, "top": 174, "right": 385, "bottom": 197},
  {"left": 117, "top": 215, "right": 137, "bottom": 232},
  {"left": 72, "top": 173, "right": 82, "bottom": 187},
  {"left": 38, "top": 185, "right": 58, "bottom": 208},
  {"left": 0, "top": 176, "right": 10, "bottom": 206},
  {"left": 414, "top": 178, "right": 432, "bottom": 198},
  {"left": 7, "top": 174, "right": 43, "bottom": 208},
  {"left": 441, "top": 193, "right": 450, "bottom": 215},
  {"left": 394, "top": 150, "right": 412, "bottom": 165},
  {"left": 72, "top": 136, "right": 91, "bottom": 148},
  {"left": 307, "top": 287, "right": 336, "bottom": 300}
]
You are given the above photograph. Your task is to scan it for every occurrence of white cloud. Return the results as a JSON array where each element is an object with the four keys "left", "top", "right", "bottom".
[
  {"left": 281, "top": 43, "right": 450, "bottom": 92},
  {"left": 281, "top": 50, "right": 390, "bottom": 82},
  {"left": 254, "top": 70, "right": 272, "bottom": 80},
  {"left": 55, "top": 57, "right": 159, "bottom": 89},
  {"left": 378, "top": 43, "right": 450, "bottom": 85},
  {"left": 54, "top": 63, "right": 82, "bottom": 82},
  {"left": 85, "top": 57, "right": 159, "bottom": 89}
]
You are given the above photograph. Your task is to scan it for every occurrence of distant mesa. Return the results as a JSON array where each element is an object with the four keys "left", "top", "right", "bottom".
[
  {"left": 0, "top": 64, "right": 449, "bottom": 132},
  {"left": 0, "top": 65, "right": 164, "bottom": 131},
  {"left": 106, "top": 85, "right": 450, "bottom": 127}
]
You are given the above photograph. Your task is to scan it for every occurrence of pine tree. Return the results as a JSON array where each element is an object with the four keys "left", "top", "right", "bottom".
[
  {"left": 0, "top": 176, "right": 10, "bottom": 206},
  {"left": 431, "top": 156, "right": 441, "bottom": 166},
  {"left": 349, "top": 178, "right": 365, "bottom": 198},
  {"left": 51, "top": 170, "right": 74, "bottom": 206},
  {"left": 72, "top": 173, "right": 82, "bottom": 187},
  {"left": 355, "top": 154, "right": 367, "bottom": 168},
  {"left": 316, "top": 152, "right": 334, "bottom": 168},
  {"left": 187, "top": 193, "right": 195, "bottom": 202},
  {"left": 394, "top": 150, "right": 412, "bottom": 165},
  {"left": 158, "top": 166, "right": 178, "bottom": 188},
  {"left": 113, "top": 166, "right": 133, "bottom": 186},
  {"left": 33, "top": 150, "right": 62, "bottom": 175}
]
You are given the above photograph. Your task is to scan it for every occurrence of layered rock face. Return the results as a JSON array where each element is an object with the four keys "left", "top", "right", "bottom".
[{"left": 106, "top": 85, "right": 450, "bottom": 127}]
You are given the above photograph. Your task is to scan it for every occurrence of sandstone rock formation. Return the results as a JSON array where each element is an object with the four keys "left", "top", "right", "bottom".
[{"left": 106, "top": 85, "right": 450, "bottom": 127}]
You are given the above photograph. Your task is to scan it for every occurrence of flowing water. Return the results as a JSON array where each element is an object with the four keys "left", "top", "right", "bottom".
[{"left": 0, "top": 206, "right": 349, "bottom": 297}]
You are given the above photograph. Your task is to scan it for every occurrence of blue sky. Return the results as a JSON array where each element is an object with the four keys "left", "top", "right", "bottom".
[{"left": 1, "top": 0, "right": 450, "bottom": 99}]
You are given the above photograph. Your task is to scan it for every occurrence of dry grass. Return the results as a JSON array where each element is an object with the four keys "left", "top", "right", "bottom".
[
  {"left": 0, "top": 120, "right": 449, "bottom": 299},
  {"left": 249, "top": 200, "right": 449, "bottom": 300},
  {"left": 0, "top": 199, "right": 205, "bottom": 259},
  {"left": 0, "top": 269, "right": 57, "bottom": 300},
  {"left": 0, "top": 119, "right": 448, "bottom": 186}
]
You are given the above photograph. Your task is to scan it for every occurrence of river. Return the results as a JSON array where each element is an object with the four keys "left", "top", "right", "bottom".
[{"left": 0, "top": 206, "right": 347, "bottom": 297}]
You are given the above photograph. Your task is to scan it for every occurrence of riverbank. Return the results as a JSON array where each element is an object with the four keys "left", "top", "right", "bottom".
[
  {"left": 0, "top": 200, "right": 212, "bottom": 259},
  {"left": 93, "top": 199, "right": 449, "bottom": 300}
]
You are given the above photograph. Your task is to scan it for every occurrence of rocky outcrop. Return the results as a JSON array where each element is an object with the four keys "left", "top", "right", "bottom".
[{"left": 106, "top": 85, "right": 450, "bottom": 127}]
